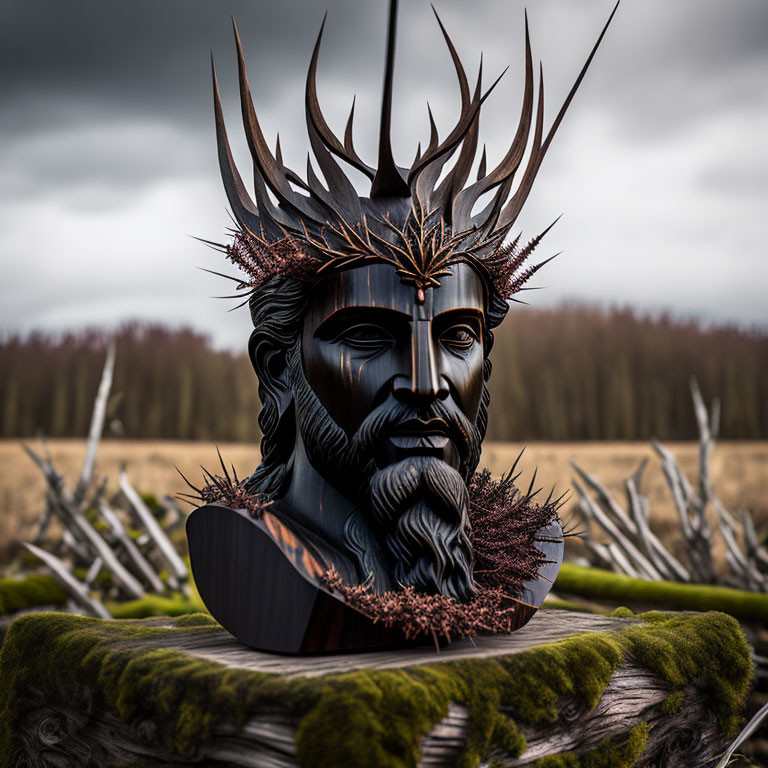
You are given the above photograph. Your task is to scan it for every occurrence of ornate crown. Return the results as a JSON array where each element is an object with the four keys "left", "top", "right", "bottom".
[{"left": 208, "top": 0, "right": 618, "bottom": 303}]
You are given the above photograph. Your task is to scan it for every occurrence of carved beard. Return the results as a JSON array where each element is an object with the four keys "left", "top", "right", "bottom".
[
  {"left": 365, "top": 456, "right": 475, "bottom": 601},
  {"left": 287, "top": 346, "right": 480, "bottom": 602}
]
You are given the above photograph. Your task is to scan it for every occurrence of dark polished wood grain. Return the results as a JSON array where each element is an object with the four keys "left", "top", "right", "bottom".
[
  {"left": 188, "top": 503, "right": 410, "bottom": 653},
  {"left": 187, "top": 502, "right": 563, "bottom": 653}
]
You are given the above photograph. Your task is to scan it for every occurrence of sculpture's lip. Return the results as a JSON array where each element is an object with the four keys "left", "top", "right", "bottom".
[
  {"left": 388, "top": 418, "right": 450, "bottom": 437},
  {"left": 389, "top": 435, "right": 450, "bottom": 450}
]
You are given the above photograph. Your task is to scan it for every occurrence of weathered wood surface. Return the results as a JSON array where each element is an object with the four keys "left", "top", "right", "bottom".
[
  {"left": 146, "top": 608, "right": 631, "bottom": 676},
  {"left": 7, "top": 610, "right": 736, "bottom": 768}
]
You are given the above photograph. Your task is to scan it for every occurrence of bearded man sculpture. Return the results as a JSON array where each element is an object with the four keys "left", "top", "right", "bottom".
[{"left": 187, "top": 0, "right": 618, "bottom": 653}]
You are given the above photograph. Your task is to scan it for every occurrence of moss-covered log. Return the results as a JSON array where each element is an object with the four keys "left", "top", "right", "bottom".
[
  {"left": 0, "top": 574, "right": 68, "bottom": 618},
  {"left": 556, "top": 563, "right": 768, "bottom": 622},
  {"left": 0, "top": 574, "right": 69, "bottom": 647},
  {"left": 0, "top": 609, "right": 752, "bottom": 768}
]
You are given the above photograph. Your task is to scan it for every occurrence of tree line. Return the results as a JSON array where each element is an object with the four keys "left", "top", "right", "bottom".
[
  {"left": 0, "top": 325, "right": 260, "bottom": 443},
  {"left": 1, "top": 307, "right": 766, "bottom": 442},
  {"left": 485, "top": 305, "right": 768, "bottom": 441}
]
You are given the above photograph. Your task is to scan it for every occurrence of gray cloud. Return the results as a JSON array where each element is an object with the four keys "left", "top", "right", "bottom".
[{"left": 0, "top": 0, "right": 766, "bottom": 349}]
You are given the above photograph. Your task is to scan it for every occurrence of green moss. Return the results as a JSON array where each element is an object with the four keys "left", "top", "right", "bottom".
[
  {"left": 0, "top": 610, "right": 752, "bottom": 768},
  {"left": 610, "top": 606, "right": 635, "bottom": 618},
  {"left": 533, "top": 723, "right": 649, "bottom": 767},
  {"left": 556, "top": 563, "right": 768, "bottom": 623},
  {"left": 542, "top": 599, "right": 597, "bottom": 614},
  {"left": 140, "top": 492, "right": 165, "bottom": 521},
  {"left": 660, "top": 690, "right": 685, "bottom": 715},
  {"left": 108, "top": 593, "right": 206, "bottom": 619},
  {"left": 297, "top": 668, "right": 452, "bottom": 768},
  {"left": 0, "top": 574, "right": 67, "bottom": 616},
  {"left": 93, "top": 567, "right": 113, "bottom": 591},
  {"left": 73, "top": 567, "right": 114, "bottom": 592},
  {"left": 496, "top": 633, "right": 624, "bottom": 726},
  {"left": 627, "top": 611, "right": 751, "bottom": 738}
]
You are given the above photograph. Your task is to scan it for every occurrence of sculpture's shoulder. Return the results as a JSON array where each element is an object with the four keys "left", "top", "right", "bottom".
[
  {"left": 187, "top": 500, "right": 329, "bottom": 584},
  {"left": 185, "top": 500, "right": 407, "bottom": 653}
]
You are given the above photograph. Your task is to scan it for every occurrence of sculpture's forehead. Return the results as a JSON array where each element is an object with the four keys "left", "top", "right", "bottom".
[{"left": 305, "top": 262, "right": 485, "bottom": 324}]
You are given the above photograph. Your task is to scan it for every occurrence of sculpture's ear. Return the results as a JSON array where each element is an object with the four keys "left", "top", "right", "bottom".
[{"left": 248, "top": 332, "right": 292, "bottom": 416}]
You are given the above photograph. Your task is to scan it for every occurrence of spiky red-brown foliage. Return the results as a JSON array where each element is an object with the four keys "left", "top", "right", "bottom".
[
  {"left": 226, "top": 230, "right": 321, "bottom": 291},
  {"left": 482, "top": 226, "right": 555, "bottom": 301},
  {"left": 223, "top": 208, "right": 554, "bottom": 300},
  {"left": 178, "top": 451, "right": 272, "bottom": 518},
  {"left": 468, "top": 468, "right": 559, "bottom": 596},
  {"left": 194, "top": 464, "right": 561, "bottom": 640},
  {"left": 318, "top": 469, "right": 560, "bottom": 639},
  {"left": 321, "top": 567, "right": 519, "bottom": 641}
]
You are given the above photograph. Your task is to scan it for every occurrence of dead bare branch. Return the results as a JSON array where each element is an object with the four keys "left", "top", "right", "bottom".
[
  {"left": 97, "top": 501, "right": 165, "bottom": 594},
  {"left": 24, "top": 543, "right": 111, "bottom": 620},
  {"left": 75, "top": 341, "right": 116, "bottom": 504},
  {"left": 575, "top": 379, "right": 766, "bottom": 591},
  {"left": 119, "top": 471, "right": 188, "bottom": 584}
]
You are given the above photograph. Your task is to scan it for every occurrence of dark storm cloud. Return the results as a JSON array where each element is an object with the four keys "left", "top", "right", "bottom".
[
  {"left": 3, "top": 0, "right": 766, "bottom": 145},
  {"left": 0, "top": 116, "right": 205, "bottom": 206},
  {"left": 0, "top": 0, "right": 383, "bottom": 123},
  {"left": 581, "top": 0, "right": 768, "bottom": 141}
]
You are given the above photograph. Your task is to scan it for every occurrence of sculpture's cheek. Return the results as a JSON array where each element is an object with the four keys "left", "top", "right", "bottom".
[
  {"left": 437, "top": 345, "right": 486, "bottom": 421},
  {"left": 301, "top": 339, "right": 407, "bottom": 437}
]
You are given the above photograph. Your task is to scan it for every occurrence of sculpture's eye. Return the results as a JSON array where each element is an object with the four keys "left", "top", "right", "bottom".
[
  {"left": 440, "top": 324, "right": 479, "bottom": 352},
  {"left": 333, "top": 323, "right": 395, "bottom": 351}
]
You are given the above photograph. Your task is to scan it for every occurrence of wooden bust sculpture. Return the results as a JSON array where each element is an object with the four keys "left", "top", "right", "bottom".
[{"left": 187, "top": 0, "right": 618, "bottom": 653}]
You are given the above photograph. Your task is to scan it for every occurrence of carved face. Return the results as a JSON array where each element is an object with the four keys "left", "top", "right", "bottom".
[
  {"left": 280, "top": 261, "right": 488, "bottom": 600},
  {"left": 300, "top": 262, "right": 487, "bottom": 478}
]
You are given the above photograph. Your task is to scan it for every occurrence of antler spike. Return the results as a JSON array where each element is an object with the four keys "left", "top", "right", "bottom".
[
  {"left": 431, "top": 5, "right": 470, "bottom": 107},
  {"left": 431, "top": 55, "right": 484, "bottom": 223},
  {"left": 342, "top": 96, "right": 373, "bottom": 178},
  {"left": 232, "top": 18, "right": 324, "bottom": 223},
  {"left": 305, "top": 95, "right": 364, "bottom": 222},
  {"left": 497, "top": 2, "right": 620, "bottom": 230},
  {"left": 477, "top": 145, "right": 487, "bottom": 181},
  {"left": 306, "top": 17, "right": 376, "bottom": 180},
  {"left": 371, "top": 0, "right": 411, "bottom": 198},
  {"left": 211, "top": 53, "right": 263, "bottom": 239},
  {"left": 493, "top": 60, "right": 546, "bottom": 231},
  {"left": 409, "top": 61, "right": 506, "bottom": 191},
  {"left": 454, "top": 14, "right": 535, "bottom": 231},
  {"left": 275, "top": 133, "right": 283, "bottom": 165}
]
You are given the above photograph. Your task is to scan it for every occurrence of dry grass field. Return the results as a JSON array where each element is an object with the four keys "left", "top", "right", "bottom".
[{"left": 1, "top": 438, "right": 767, "bottom": 567}]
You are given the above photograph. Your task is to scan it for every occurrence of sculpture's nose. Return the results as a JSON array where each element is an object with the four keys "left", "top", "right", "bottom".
[{"left": 393, "top": 318, "right": 448, "bottom": 402}]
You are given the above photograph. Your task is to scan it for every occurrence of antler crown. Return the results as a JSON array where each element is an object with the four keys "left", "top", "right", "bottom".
[{"left": 210, "top": 0, "right": 619, "bottom": 301}]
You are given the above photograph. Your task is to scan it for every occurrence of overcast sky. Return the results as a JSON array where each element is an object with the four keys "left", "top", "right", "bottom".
[{"left": 1, "top": 0, "right": 766, "bottom": 349}]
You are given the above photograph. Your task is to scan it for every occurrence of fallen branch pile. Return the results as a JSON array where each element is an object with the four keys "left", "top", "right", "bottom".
[
  {"left": 573, "top": 379, "right": 768, "bottom": 591},
  {"left": 19, "top": 343, "right": 189, "bottom": 618}
]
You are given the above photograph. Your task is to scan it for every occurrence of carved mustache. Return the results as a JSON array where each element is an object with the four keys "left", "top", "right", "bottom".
[
  {"left": 348, "top": 397, "right": 482, "bottom": 477},
  {"left": 288, "top": 345, "right": 481, "bottom": 482}
]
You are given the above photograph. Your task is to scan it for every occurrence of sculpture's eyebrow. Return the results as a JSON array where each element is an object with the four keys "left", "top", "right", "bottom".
[
  {"left": 314, "top": 305, "right": 411, "bottom": 338},
  {"left": 433, "top": 307, "right": 484, "bottom": 323},
  {"left": 433, "top": 307, "right": 486, "bottom": 333}
]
